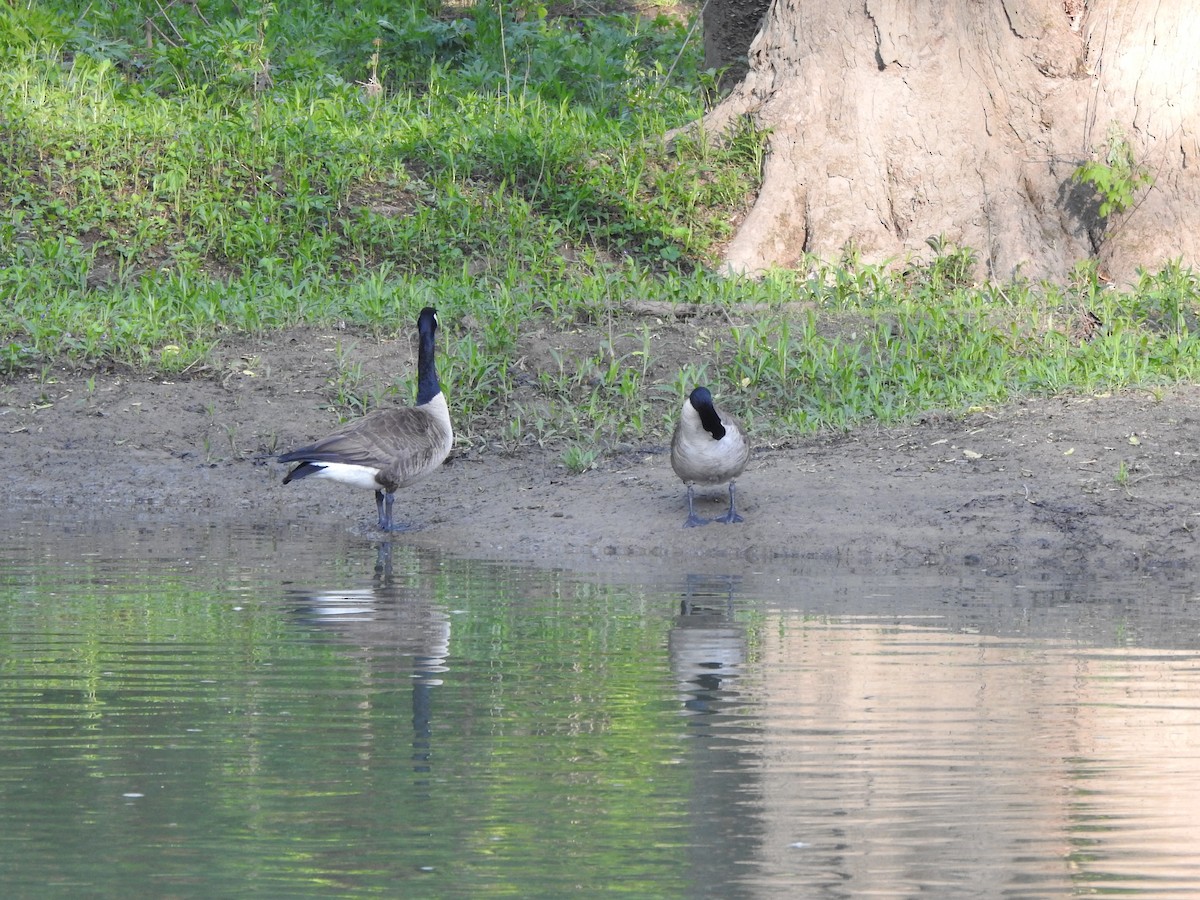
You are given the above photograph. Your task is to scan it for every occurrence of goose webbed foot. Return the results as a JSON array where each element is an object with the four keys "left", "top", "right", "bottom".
[
  {"left": 683, "top": 485, "right": 711, "bottom": 528},
  {"left": 376, "top": 491, "right": 417, "bottom": 532},
  {"left": 713, "top": 482, "right": 745, "bottom": 525}
]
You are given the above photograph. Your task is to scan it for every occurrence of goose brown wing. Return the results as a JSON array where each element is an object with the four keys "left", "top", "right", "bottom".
[
  {"left": 282, "top": 408, "right": 430, "bottom": 464},
  {"left": 285, "top": 405, "right": 452, "bottom": 490},
  {"left": 364, "top": 405, "right": 447, "bottom": 448},
  {"left": 369, "top": 406, "right": 453, "bottom": 488},
  {"left": 277, "top": 418, "right": 380, "bottom": 467}
]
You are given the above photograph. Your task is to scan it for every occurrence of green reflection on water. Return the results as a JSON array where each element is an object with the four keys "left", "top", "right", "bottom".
[{"left": 0, "top": 527, "right": 746, "bottom": 898}]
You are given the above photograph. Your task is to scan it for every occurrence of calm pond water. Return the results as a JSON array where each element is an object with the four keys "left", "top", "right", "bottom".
[{"left": 2, "top": 520, "right": 1200, "bottom": 898}]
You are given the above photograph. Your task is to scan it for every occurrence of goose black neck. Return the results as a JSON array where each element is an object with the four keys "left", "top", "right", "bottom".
[
  {"left": 415, "top": 315, "right": 440, "bottom": 405},
  {"left": 694, "top": 398, "right": 726, "bottom": 440}
]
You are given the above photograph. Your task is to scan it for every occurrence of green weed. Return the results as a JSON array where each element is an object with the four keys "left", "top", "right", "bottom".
[
  {"left": 1114, "top": 460, "right": 1130, "bottom": 487},
  {"left": 325, "top": 341, "right": 370, "bottom": 418},
  {"left": 2, "top": 2, "right": 1199, "bottom": 457},
  {"left": 1073, "top": 122, "right": 1154, "bottom": 220},
  {"left": 560, "top": 444, "right": 598, "bottom": 474}
]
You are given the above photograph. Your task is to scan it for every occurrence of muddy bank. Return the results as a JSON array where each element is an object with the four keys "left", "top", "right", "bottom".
[{"left": 4, "top": 338, "right": 1199, "bottom": 583}]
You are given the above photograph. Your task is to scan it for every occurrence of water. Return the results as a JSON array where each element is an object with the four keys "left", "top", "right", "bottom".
[{"left": 2, "top": 521, "right": 1200, "bottom": 897}]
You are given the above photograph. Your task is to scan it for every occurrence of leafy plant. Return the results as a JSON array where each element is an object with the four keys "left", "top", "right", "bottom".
[
  {"left": 1114, "top": 460, "right": 1129, "bottom": 487},
  {"left": 1072, "top": 123, "right": 1154, "bottom": 220},
  {"left": 561, "top": 444, "right": 598, "bottom": 474},
  {"left": 921, "top": 235, "right": 978, "bottom": 290},
  {"left": 3, "top": 1, "right": 1200, "bottom": 454}
]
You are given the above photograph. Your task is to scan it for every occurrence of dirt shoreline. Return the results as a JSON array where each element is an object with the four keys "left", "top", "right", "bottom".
[{"left": 4, "top": 335, "right": 1200, "bottom": 584}]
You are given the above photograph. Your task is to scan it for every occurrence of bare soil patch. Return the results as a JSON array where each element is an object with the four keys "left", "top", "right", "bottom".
[{"left": 4, "top": 323, "right": 1199, "bottom": 583}]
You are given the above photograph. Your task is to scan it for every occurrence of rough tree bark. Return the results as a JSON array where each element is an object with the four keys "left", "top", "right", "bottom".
[{"left": 698, "top": 0, "right": 1200, "bottom": 283}]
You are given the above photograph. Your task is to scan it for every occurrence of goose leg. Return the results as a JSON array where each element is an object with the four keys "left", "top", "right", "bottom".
[
  {"left": 714, "top": 481, "right": 744, "bottom": 525},
  {"left": 375, "top": 490, "right": 392, "bottom": 531},
  {"left": 683, "top": 484, "right": 710, "bottom": 528}
]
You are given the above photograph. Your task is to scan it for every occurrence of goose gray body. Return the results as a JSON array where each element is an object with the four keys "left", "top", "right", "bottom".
[
  {"left": 670, "top": 386, "right": 750, "bottom": 528},
  {"left": 279, "top": 306, "right": 452, "bottom": 531}
]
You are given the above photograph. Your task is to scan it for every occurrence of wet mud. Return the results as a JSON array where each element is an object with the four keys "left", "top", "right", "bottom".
[{"left": 5, "top": 328, "right": 1200, "bottom": 583}]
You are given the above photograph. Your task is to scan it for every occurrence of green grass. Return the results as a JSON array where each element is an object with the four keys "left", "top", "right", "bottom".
[{"left": 3, "top": 1, "right": 1200, "bottom": 456}]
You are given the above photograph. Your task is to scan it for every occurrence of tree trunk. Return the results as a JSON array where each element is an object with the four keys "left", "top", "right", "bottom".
[{"left": 698, "top": 0, "right": 1200, "bottom": 283}]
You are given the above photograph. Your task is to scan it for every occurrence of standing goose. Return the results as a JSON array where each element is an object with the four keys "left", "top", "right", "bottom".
[
  {"left": 670, "top": 386, "right": 750, "bottom": 528},
  {"left": 279, "top": 306, "right": 453, "bottom": 532}
]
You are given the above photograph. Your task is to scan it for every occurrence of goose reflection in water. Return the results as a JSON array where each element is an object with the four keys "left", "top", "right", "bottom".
[
  {"left": 284, "top": 541, "right": 450, "bottom": 771},
  {"left": 668, "top": 574, "right": 746, "bottom": 719},
  {"left": 668, "top": 573, "right": 765, "bottom": 887}
]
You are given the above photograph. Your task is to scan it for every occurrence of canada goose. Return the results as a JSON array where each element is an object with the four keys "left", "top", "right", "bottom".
[
  {"left": 670, "top": 386, "right": 750, "bottom": 528},
  {"left": 279, "top": 306, "right": 453, "bottom": 532}
]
